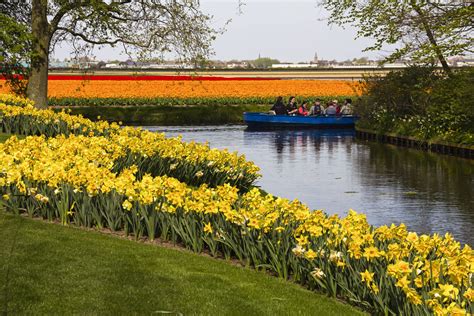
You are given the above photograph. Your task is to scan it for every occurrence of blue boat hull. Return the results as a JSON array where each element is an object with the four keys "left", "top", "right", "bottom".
[{"left": 243, "top": 112, "right": 358, "bottom": 129}]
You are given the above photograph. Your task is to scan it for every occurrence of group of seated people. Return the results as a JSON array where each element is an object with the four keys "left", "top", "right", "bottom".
[{"left": 270, "top": 96, "right": 354, "bottom": 116}]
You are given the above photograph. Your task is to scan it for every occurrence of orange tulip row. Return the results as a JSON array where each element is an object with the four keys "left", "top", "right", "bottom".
[{"left": 0, "top": 79, "right": 361, "bottom": 98}]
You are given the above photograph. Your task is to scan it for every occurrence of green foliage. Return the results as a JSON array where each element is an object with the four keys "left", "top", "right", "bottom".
[
  {"left": 355, "top": 67, "right": 474, "bottom": 145},
  {"left": 321, "top": 1, "right": 474, "bottom": 72},
  {"left": 0, "top": 13, "right": 32, "bottom": 96},
  {"left": 251, "top": 57, "right": 281, "bottom": 69},
  {"left": 0, "top": 212, "right": 363, "bottom": 315},
  {"left": 49, "top": 96, "right": 352, "bottom": 107}
]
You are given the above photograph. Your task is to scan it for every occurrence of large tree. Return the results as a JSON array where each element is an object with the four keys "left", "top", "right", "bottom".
[
  {"left": 321, "top": 0, "right": 474, "bottom": 73},
  {"left": 1, "top": 0, "right": 216, "bottom": 108}
]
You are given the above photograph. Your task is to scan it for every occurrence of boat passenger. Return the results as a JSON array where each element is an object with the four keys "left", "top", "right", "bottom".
[
  {"left": 287, "top": 96, "right": 298, "bottom": 115},
  {"left": 309, "top": 99, "right": 324, "bottom": 116},
  {"left": 334, "top": 99, "right": 341, "bottom": 115},
  {"left": 340, "top": 98, "right": 353, "bottom": 115},
  {"left": 325, "top": 101, "right": 337, "bottom": 116},
  {"left": 298, "top": 101, "right": 309, "bottom": 116},
  {"left": 270, "top": 96, "right": 288, "bottom": 115}
]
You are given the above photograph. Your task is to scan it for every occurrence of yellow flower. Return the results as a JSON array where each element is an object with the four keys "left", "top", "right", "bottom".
[
  {"left": 204, "top": 222, "right": 213, "bottom": 234},
  {"left": 310, "top": 268, "right": 325, "bottom": 279},
  {"left": 396, "top": 276, "right": 410, "bottom": 290},
  {"left": 406, "top": 232, "right": 419, "bottom": 243},
  {"left": 414, "top": 277, "right": 423, "bottom": 288},
  {"left": 370, "top": 283, "right": 379, "bottom": 294},
  {"left": 363, "top": 246, "right": 384, "bottom": 261},
  {"left": 405, "top": 287, "right": 422, "bottom": 305},
  {"left": 195, "top": 171, "right": 204, "bottom": 178},
  {"left": 336, "top": 260, "right": 346, "bottom": 269},
  {"left": 360, "top": 269, "right": 374, "bottom": 284},
  {"left": 464, "top": 288, "right": 474, "bottom": 302},
  {"left": 295, "top": 234, "right": 309, "bottom": 246},
  {"left": 34, "top": 193, "right": 49, "bottom": 203},
  {"left": 438, "top": 283, "right": 459, "bottom": 300},
  {"left": 2, "top": 194, "right": 9, "bottom": 200},
  {"left": 292, "top": 245, "right": 306, "bottom": 257},
  {"left": 122, "top": 200, "right": 133, "bottom": 211},
  {"left": 275, "top": 226, "right": 285, "bottom": 233},
  {"left": 304, "top": 249, "right": 317, "bottom": 260},
  {"left": 388, "top": 260, "right": 412, "bottom": 277}
]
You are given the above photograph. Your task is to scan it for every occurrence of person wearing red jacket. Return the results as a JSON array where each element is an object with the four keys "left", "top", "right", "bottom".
[{"left": 298, "top": 100, "right": 309, "bottom": 116}]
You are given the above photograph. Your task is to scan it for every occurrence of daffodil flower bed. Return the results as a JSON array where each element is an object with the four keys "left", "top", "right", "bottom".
[
  {"left": 0, "top": 136, "right": 472, "bottom": 315},
  {"left": 0, "top": 94, "right": 260, "bottom": 191},
  {"left": 0, "top": 95, "right": 472, "bottom": 315}
]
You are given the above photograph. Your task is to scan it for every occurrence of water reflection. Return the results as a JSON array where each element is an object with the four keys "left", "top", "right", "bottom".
[{"left": 146, "top": 126, "right": 473, "bottom": 246}]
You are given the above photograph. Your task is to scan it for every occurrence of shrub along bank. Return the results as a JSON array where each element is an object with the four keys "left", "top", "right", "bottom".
[
  {"left": 1, "top": 94, "right": 473, "bottom": 315},
  {"left": 355, "top": 67, "right": 474, "bottom": 146}
]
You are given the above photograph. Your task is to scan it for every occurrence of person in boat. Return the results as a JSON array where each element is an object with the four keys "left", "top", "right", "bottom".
[
  {"left": 309, "top": 99, "right": 324, "bottom": 116},
  {"left": 287, "top": 96, "right": 298, "bottom": 115},
  {"left": 334, "top": 99, "right": 341, "bottom": 115},
  {"left": 325, "top": 101, "right": 337, "bottom": 116},
  {"left": 270, "top": 96, "right": 288, "bottom": 115},
  {"left": 298, "top": 101, "right": 309, "bottom": 116},
  {"left": 340, "top": 98, "right": 353, "bottom": 115}
]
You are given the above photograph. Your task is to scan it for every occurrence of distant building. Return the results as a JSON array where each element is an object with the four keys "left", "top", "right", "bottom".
[
  {"left": 226, "top": 61, "right": 249, "bottom": 69},
  {"left": 105, "top": 63, "right": 119, "bottom": 68},
  {"left": 271, "top": 63, "right": 320, "bottom": 69}
]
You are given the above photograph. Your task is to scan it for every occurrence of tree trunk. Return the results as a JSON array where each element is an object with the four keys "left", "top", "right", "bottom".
[
  {"left": 26, "top": 0, "right": 49, "bottom": 108},
  {"left": 411, "top": 2, "right": 451, "bottom": 74}
]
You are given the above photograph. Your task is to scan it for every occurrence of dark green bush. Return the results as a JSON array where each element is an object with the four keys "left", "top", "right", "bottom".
[{"left": 355, "top": 66, "right": 474, "bottom": 145}]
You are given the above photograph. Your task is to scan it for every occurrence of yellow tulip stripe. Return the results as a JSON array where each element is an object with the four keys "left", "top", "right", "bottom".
[
  {"left": 0, "top": 94, "right": 260, "bottom": 190},
  {"left": 0, "top": 95, "right": 472, "bottom": 315}
]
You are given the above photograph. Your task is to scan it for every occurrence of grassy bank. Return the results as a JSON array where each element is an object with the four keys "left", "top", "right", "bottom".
[
  {"left": 0, "top": 133, "right": 11, "bottom": 143},
  {"left": 49, "top": 96, "right": 354, "bottom": 125},
  {"left": 54, "top": 104, "right": 270, "bottom": 125},
  {"left": 0, "top": 212, "right": 364, "bottom": 315},
  {"left": 0, "top": 133, "right": 24, "bottom": 142}
]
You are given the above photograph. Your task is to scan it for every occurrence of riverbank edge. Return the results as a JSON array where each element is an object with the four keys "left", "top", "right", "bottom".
[
  {"left": 355, "top": 127, "right": 474, "bottom": 159},
  {"left": 53, "top": 104, "right": 269, "bottom": 126}
]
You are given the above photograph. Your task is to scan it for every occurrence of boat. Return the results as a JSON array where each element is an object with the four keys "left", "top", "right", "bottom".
[{"left": 243, "top": 112, "right": 358, "bottom": 129}]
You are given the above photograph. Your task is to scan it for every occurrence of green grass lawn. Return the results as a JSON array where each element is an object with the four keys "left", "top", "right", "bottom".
[
  {"left": 0, "top": 133, "right": 13, "bottom": 143},
  {"left": 0, "top": 133, "right": 25, "bottom": 142},
  {"left": 0, "top": 212, "right": 365, "bottom": 315}
]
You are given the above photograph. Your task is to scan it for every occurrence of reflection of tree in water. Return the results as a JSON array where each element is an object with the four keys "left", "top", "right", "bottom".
[
  {"left": 361, "top": 142, "right": 473, "bottom": 211},
  {"left": 354, "top": 141, "right": 474, "bottom": 243}
]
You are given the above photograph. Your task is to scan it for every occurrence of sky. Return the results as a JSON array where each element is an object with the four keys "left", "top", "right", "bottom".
[{"left": 53, "top": 0, "right": 389, "bottom": 63}]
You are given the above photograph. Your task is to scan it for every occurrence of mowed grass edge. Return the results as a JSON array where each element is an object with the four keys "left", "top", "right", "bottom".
[{"left": 0, "top": 212, "right": 365, "bottom": 315}]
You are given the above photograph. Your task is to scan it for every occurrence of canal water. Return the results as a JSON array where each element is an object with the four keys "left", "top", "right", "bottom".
[{"left": 146, "top": 126, "right": 474, "bottom": 246}]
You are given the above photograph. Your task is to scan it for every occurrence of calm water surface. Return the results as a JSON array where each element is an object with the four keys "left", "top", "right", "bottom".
[{"left": 146, "top": 126, "right": 474, "bottom": 246}]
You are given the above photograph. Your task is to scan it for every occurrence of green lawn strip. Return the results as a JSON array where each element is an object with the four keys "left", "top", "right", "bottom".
[
  {"left": 0, "top": 212, "right": 365, "bottom": 315},
  {"left": 0, "top": 133, "right": 13, "bottom": 143},
  {"left": 0, "top": 133, "right": 25, "bottom": 143}
]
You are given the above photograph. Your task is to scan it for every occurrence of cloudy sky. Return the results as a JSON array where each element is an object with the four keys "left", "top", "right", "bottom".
[{"left": 54, "top": 0, "right": 390, "bottom": 63}]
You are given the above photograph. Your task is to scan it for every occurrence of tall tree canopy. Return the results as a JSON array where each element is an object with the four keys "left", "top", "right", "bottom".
[
  {"left": 0, "top": 0, "right": 216, "bottom": 108},
  {"left": 321, "top": 0, "right": 474, "bottom": 73}
]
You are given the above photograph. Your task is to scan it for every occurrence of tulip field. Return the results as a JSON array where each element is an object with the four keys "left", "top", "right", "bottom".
[
  {"left": 0, "top": 93, "right": 472, "bottom": 315},
  {"left": 0, "top": 75, "right": 361, "bottom": 106}
]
